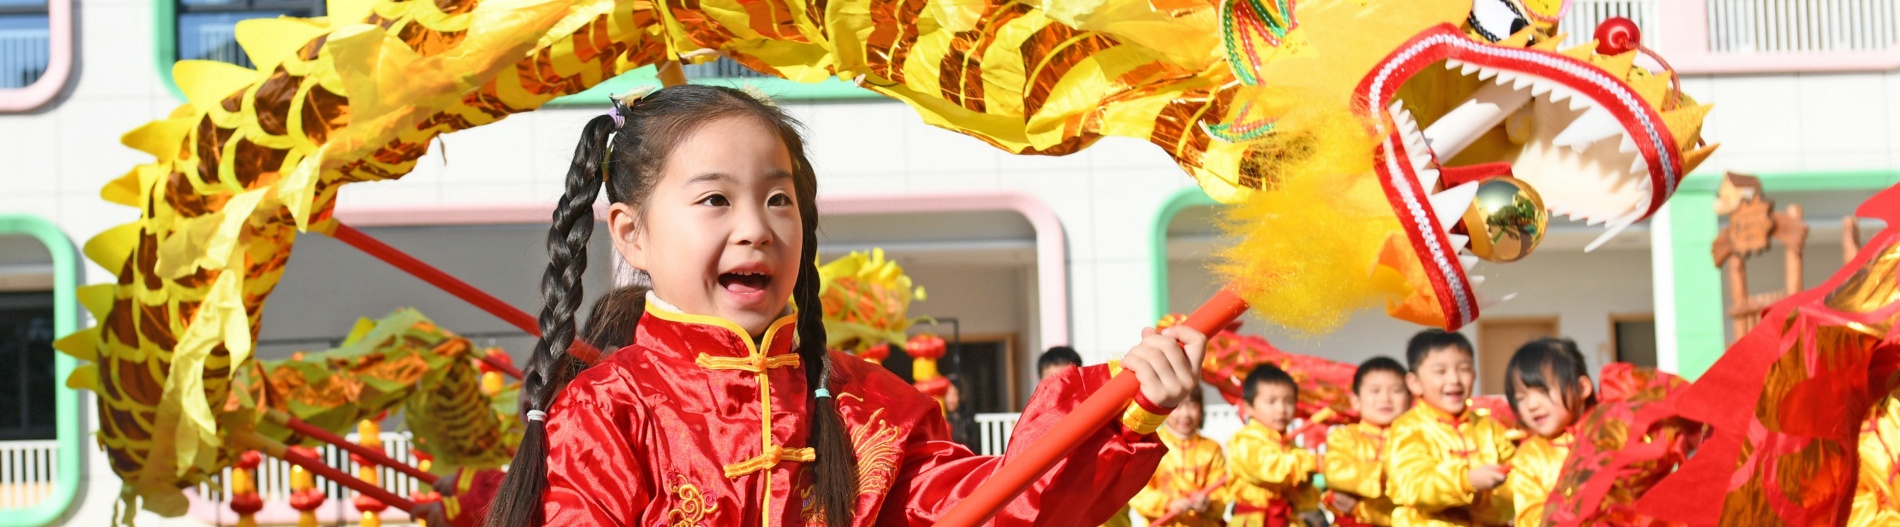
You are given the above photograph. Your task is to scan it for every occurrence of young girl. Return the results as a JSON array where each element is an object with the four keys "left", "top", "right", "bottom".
[
  {"left": 1503, "top": 337, "right": 1596, "bottom": 526},
  {"left": 484, "top": 85, "right": 1208, "bottom": 526}
]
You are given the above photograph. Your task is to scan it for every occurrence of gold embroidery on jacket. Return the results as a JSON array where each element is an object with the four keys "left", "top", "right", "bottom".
[
  {"left": 665, "top": 474, "right": 718, "bottom": 527},
  {"left": 851, "top": 408, "right": 904, "bottom": 497}
]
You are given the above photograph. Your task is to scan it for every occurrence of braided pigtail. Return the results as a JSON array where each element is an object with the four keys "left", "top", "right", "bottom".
[
  {"left": 787, "top": 137, "right": 859, "bottom": 527},
  {"left": 485, "top": 113, "right": 618, "bottom": 527}
]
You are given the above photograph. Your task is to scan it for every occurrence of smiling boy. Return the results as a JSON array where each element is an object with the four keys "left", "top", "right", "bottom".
[{"left": 1384, "top": 330, "right": 1516, "bottom": 526}]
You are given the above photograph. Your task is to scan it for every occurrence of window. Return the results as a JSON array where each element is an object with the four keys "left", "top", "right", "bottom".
[
  {"left": 174, "top": 0, "right": 322, "bottom": 68},
  {"left": 0, "top": 216, "right": 82, "bottom": 524},
  {"left": 0, "top": 0, "right": 49, "bottom": 89},
  {"left": 0, "top": 291, "right": 53, "bottom": 441},
  {"left": 552, "top": 57, "right": 876, "bottom": 105},
  {"left": 950, "top": 335, "right": 1019, "bottom": 413},
  {"left": 1612, "top": 315, "right": 1657, "bottom": 369}
]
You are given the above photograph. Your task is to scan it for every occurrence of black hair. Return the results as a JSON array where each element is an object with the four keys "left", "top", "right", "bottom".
[
  {"left": 1504, "top": 337, "right": 1597, "bottom": 415},
  {"left": 1352, "top": 356, "right": 1409, "bottom": 394},
  {"left": 486, "top": 85, "right": 857, "bottom": 527},
  {"left": 1037, "top": 346, "right": 1083, "bottom": 373},
  {"left": 1242, "top": 364, "right": 1298, "bottom": 404},
  {"left": 1405, "top": 329, "right": 1475, "bottom": 372},
  {"left": 579, "top": 285, "right": 644, "bottom": 352}
]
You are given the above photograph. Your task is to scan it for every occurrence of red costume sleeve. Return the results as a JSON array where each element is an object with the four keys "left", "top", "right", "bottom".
[
  {"left": 540, "top": 367, "right": 652, "bottom": 527},
  {"left": 868, "top": 363, "right": 1166, "bottom": 526}
]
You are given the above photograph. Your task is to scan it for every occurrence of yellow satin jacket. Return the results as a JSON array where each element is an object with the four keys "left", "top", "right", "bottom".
[
  {"left": 1227, "top": 420, "right": 1319, "bottom": 525},
  {"left": 1850, "top": 396, "right": 1900, "bottom": 527},
  {"left": 1384, "top": 403, "right": 1516, "bottom": 527},
  {"left": 1507, "top": 432, "right": 1572, "bottom": 526},
  {"left": 1325, "top": 422, "right": 1397, "bottom": 525},
  {"left": 1129, "top": 427, "right": 1230, "bottom": 527}
]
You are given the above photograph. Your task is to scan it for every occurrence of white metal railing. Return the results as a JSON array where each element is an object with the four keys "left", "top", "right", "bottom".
[
  {"left": 681, "top": 57, "right": 767, "bottom": 79},
  {"left": 0, "top": 28, "right": 49, "bottom": 89},
  {"left": 0, "top": 439, "right": 57, "bottom": 510},
  {"left": 1556, "top": 0, "right": 1660, "bottom": 51},
  {"left": 195, "top": 432, "right": 425, "bottom": 504},
  {"left": 1707, "top": 0, "right": 1900, "bottom": 54},
  {"left": 973, "top": 405, "right": 1251, "bottom": 456}
]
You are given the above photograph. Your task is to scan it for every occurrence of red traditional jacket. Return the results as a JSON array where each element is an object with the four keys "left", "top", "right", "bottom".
[{"left": 538, "top": 301, "right": 1165, "bottom": 526}]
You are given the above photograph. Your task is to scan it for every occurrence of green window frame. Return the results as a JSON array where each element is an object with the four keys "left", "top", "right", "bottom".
[{"left": 0, "top": 214, "right": 83, "bottom": 527}]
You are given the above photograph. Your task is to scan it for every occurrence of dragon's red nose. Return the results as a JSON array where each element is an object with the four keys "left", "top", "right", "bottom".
[{"left": 1594, "top": 17, "right": 1642, "bottom": 55}]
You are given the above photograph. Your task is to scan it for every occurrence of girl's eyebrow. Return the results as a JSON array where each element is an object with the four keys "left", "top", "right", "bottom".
[{"left": 687, "top": 171, "right": 794, "bottom": 184}]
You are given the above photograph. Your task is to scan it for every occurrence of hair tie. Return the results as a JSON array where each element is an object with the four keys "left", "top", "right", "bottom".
[
  {"left": 813, "top": 388, "right": 832, "bottom": 399},
  {"left": 606, "top": 106, "right": 625, "bottom": 128},
  {"left": 526, "top": 410, "right": 547, "bottom": 422}
]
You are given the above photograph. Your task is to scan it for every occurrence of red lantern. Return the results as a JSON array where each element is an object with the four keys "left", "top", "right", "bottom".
[{"left": 862, "top": 343, "right": 891, "bottom": 363}]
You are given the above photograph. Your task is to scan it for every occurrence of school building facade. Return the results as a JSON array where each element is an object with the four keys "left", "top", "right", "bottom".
[{"left": 0, "top": 0, "right": 1896, "bottom": 524}]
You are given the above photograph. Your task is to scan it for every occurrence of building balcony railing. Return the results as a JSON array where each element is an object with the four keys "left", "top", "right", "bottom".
[
  {"left": 0, "top": 27, "right": 49, "bottom": 90},
  {"left": 0, "top": 440, "right": 56, "bottom": 511},
  {"left": 1560, "top": 0, "right": 1900, "bottom": 73}
]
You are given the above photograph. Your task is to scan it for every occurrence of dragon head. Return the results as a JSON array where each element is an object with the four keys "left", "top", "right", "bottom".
[{"left": 1198, "top": 0, "right": 1715, "bottom": 331}]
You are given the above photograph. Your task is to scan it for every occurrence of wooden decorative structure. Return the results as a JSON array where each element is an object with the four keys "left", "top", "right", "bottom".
[{"left": 1711, "top": 173, "right": 1810, "bottom": 338}]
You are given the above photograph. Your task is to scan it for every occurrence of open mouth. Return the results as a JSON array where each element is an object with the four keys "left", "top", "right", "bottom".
[
  {"left": 719, "top": 270, "right": 773, "bottom": 295},
  {"left": 1358, "top": 25, "right": 1690, "bottom": 330}
]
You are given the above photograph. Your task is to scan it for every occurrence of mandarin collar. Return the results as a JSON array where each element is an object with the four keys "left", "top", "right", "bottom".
[
  {"left": 1415, "top": 400, "right": 1470, "bottom": 426},
  {"left": 640, "top": 293, "right": 800, "bottom": 359}
]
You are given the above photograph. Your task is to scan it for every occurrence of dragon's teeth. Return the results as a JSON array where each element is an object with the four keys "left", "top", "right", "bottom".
[
  {"left": 1584, "top": 217, "right": 1638, "bottom": 252},
  {"left": 1618, "top": 135, "right": 1640, "bottom": 154},
  {"left": 1448, "top": 233, "right": 1470, "bottom": 252},
  {"left": 1430, "top": 182, "right": 1481, "bottom": 228},
  {"left": 1480, "top": 291, "right": 1518, "bottom": 309},
  {"left": 1552, "top": 107, "right": 1621, "bottom": 150}
]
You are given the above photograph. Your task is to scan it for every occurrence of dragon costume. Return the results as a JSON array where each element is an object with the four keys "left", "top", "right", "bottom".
[{"left": 58, "top": 0, "right": 1712, "bottom": 518}]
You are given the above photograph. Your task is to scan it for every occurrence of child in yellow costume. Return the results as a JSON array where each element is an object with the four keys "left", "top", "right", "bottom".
[
  {"left": 1228, "top": 365, "right": 1319, "bottom": 527},
  {"left": 1324, "top": 357, "right": 1413, "bottom": 526},
  {"left": 1850, "top": 393, "right": 1900, "bottom": 527},
  {"left": 1503, "top": 338, "right": 1596, "bottom": 526},
  {"left": 1130, "top": 388, "right": 1228, "bottom": 526},
  {"left": 1386, "top": 330, "right": 1515, "bottom": 526}
]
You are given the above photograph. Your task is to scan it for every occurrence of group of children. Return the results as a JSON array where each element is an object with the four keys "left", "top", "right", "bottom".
[{"left": 1125, "top": 330, "right": 1599, "bottom": 527}]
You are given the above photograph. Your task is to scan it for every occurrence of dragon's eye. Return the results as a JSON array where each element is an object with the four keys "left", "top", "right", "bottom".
[{"left": 1469, "top": 0, "right": 1530, "bottom": 42}]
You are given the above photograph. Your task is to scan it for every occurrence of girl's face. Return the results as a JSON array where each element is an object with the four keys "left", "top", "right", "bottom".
[
  {"left": 1512, "top": 375, "right": 1593, "bottom": 438},
  {"left": 611, "top": 116, "right": 803, "bottom": 337},
  {"left": 1351, "top": 370, "right": 1411, "bottom": 427}
]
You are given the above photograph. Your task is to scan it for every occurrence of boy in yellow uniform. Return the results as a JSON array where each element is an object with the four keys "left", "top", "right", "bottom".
[
  {"left": 1324, "top": 357, "right": 1413, "bottom": 526},
  {"left": 1385, "top": 330, "right": 1515, "bottom": 526},
  {"left": 1228, "top": 365, "right": 1319, "bottom": 527},
  {"left": 1130, "top": 388, "right": 1228, "bottom": 526}
]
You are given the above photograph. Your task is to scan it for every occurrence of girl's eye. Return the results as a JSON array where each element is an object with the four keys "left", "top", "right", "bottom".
[
  {"left": 768, "top": 193, "right": 793, "bottom": 207},
  {"left": 699, "top": 195, "right": 730, "bottom": 207}
]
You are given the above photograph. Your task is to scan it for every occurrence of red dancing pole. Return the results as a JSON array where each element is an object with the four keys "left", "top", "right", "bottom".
[
  {"left": 328, "top": 222, "right": 604, "bottom": 374},
  {"left": 935, "top": 288, "right": 1251, "bottom": 527},
  {"left": 237, "top": 431, "right": 419, "bottom": 513},
  {"left": 266, "top": 410, "right": 440, "bottom": 485}
]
